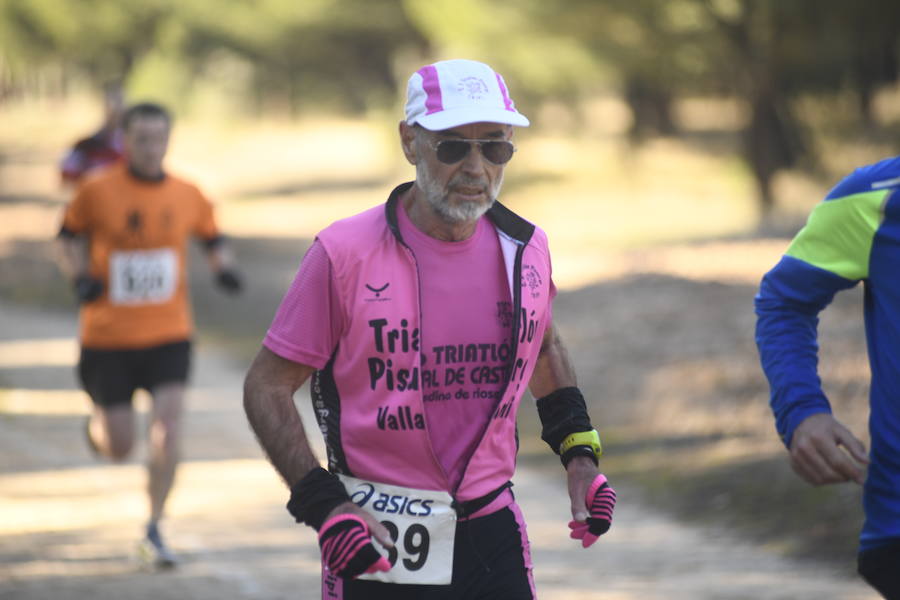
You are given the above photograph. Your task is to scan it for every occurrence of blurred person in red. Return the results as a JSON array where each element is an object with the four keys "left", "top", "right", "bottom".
[
  {"left": 59, "top": 82, "right": 125, "bottom": 186},
  {"left": 56, "top": 101, "right": 243, "bottom": 569}
]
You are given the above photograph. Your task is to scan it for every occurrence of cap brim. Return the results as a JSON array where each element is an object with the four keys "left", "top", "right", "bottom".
[{"left": 412, "top": 108, "right": 530, "bottom": 130}]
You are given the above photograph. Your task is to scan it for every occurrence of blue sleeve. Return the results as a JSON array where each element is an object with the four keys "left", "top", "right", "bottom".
[
  {"left": 825, "top": 155, "right": 900, "bottom": 200},
  {"left": 754, "top": 255, "right": 858, "bottom": 447}
]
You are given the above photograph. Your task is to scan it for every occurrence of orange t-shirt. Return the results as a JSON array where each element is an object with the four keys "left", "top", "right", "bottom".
[{"left": 61, "top": 163, "right": 220, "bottom": 349}]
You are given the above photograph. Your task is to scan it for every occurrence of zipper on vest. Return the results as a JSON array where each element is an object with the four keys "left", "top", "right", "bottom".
[
  {"left": 386, "top": 192, "right": 456, "bottom": 494},
  {"left": 398, "top": 238, "right": 455, "bottom": 493},
  {"left": 453, "top": 238, "right": 527, "bottom": 498},
  {"left": 389, "top": 193, "right": 528, "bottom": 505}
]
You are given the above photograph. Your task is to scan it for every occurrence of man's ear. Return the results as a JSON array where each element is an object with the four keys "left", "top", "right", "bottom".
[{"left": 399, "top": 121, "right": 418, "bottom": 165}]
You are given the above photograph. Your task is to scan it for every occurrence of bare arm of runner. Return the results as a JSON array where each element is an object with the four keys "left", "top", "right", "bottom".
[
  {"left": 243, "top": 346, "right": 391, "bottom": 546},
  {"left": 529, "top": 322, "right": 577, "bottom": 397},
  {"left": 55, "top": 234, "right": 90, "bottom": 280},
  {"left": 789, "top": 413, "right": 868, "bottom": 486},
  {"left": 205, "top": 240, "right": 235, "bottom": 273},
  {"left": 204, "top": 239, "right": 243, "bottom": 294},
  {"left": 55, "top": 234, "right": 104, "bottom": 303},
  {"left": 529, "top": 323, "right": 600, "bottom": 522}
]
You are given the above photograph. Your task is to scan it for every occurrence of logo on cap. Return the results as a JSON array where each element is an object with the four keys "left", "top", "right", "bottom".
[
  {"left": 459, "top": 77, "right": 489, "bottom": 100},
  {"left": 406, "top": 59, "right": 531, "bottom": 129}
]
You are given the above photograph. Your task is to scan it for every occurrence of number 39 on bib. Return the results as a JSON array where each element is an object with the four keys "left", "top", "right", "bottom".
[{"left": 338, "top": 475, "right": 456, "bottom": 585}]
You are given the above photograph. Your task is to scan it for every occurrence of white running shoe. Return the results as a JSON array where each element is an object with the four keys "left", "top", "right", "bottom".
[{"left": 138, "top": 524, "right": 178, "bottom": 570}]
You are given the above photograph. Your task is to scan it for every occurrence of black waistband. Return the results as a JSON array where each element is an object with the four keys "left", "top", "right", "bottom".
[{"left": 451, "top": 481, "right": 513, "bottom": 519}]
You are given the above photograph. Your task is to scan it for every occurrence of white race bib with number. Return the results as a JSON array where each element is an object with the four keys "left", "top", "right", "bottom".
[
  {"left": 338, "top": 474, "right": 456, "bottom": 585},
  {"left": 109, "top": 248, "right": 177, "bottom": 305}
]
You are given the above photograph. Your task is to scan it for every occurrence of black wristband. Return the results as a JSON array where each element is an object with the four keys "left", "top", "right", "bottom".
[
  {"left": 536, "top": 387, "right": 593, "bottom": 455},
  {"left": 561, "top": 445, "right": 599, "bottom": 468},
  {"left": 74, "top": 274, "right": 103, "bottom": 303},
  {"left": 286, "top": 467, "right": 351, "bottom": 530}
]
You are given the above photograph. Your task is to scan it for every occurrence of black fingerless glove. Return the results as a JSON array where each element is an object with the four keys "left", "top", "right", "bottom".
[{"left": 318, "top": 514, "right": 391, "bottom": 578}]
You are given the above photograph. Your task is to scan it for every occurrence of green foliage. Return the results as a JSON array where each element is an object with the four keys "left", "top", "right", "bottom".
[
  {"left": 0, "top": 0, "right": 174, "bottom": 83},
  {"left": 404, "top": 0, "right": 604, "bottom": 103},
  {"left": 170, "top": 0, "right": 427, "bottom": 114},
  {"left": 2, "top": 0, "right": 895, "bottom": 215},
  {"left": 3, "top": 0, "right": 896, "bottom": 114}
]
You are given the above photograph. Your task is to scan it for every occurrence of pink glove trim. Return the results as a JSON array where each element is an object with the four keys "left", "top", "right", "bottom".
[
  {"left": 318, "top": 513, "right": 391, "bottom": 577},
  {"left": 365, "top": 556, "right": 392, "bottom": 574},
  {"left": 585, "top": 473, "right": 608, "bottom": 503},
  {"left": 569, "top": 520, "right": 597, "bottom": 547},
  {"left": 319, "top": 513, "right": 368, "bottom": 535},
  {"left": 320, "top": 529, "right": 368, "bottom": 572}
]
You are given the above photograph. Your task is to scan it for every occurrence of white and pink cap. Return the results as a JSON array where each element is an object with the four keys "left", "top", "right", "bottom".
[{"left": 405, "top": 59, "right": 530, "bottom": 131}]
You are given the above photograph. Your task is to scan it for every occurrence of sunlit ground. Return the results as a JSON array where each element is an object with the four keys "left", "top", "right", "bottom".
[
  {"left": 0, "top": 305, "right": 327, "bottom": 597},
  {"left": 0, "top": 304, "right": 877, "bottom": 599}
]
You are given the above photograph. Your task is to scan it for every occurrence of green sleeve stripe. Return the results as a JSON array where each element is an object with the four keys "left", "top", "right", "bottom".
[{"left": 785, "top": 190, "right": 886, "bottom": 280}]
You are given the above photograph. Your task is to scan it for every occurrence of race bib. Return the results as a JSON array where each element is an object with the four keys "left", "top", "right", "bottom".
[
  {"left": 109, "top": 248, "right": 177, "bottom": 305},
  {"left": 338, "top": 474, "right": 456, "bottom": 585}
]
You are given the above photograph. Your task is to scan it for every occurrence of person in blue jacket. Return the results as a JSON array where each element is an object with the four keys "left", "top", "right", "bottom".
[{"left": 755, "top": 155, "right": 900, "bottom": 598}]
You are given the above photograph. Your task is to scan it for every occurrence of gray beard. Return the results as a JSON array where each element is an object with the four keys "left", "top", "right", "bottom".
[{"left": 420, "top": 173, "right": 504, "bottom": 225}]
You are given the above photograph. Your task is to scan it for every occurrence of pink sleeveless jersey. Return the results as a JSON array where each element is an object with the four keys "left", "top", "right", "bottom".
[{"left": 264, "top": 183, "right": 555, "bottom": 506}]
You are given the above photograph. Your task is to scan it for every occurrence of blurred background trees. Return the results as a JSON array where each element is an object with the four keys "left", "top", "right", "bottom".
[{"left": 1, "top": 0, "right": 898, "bottom": 220}]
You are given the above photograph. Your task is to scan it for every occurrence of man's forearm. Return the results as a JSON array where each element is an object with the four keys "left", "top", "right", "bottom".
[
  {"left": 55, "top": 236, "right": 89, "bottom": 280},
  {"left": 529, "top": 323, "right": 600, "bottom": 468},
  {"left": 243, "top": 350, "right": 320, "bottom": 487},
  {"left": 755, "top": 263, "right": 837, "bottom": 446},
  {"left": 205, "top": 241, "right": 234, "bottom": 273},
  {"left": 529, "top": 324, "right": 577, "bottom": 398},
  {"left": 244, "top": 382, "right": 320, "bottom": 486}
]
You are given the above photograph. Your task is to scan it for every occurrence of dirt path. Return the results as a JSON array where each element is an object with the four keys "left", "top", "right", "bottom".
[{"left": 0, "top": 300, "right": 879, "bottom": 600}]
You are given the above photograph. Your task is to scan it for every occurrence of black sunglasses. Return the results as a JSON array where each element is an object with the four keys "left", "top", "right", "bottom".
[{"left": 428, "top": 137, "right": 516, "bottom": 165}]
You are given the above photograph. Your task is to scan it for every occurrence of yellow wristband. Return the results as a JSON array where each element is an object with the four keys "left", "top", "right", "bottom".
[{"left": 559, "top": 430, "right": 602, "bottom": 458}]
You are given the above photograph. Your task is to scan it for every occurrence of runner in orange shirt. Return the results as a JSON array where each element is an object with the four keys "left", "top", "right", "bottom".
[{"left": 56, "top": 102, "right": 243, "bottom": 568}]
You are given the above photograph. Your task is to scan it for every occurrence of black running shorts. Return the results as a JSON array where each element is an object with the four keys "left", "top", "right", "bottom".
[
  {"left": 322, "top": 503, "right": 535, "bottom": 600},
  {"left": 78, "top": 340, "right": 192, "bottom": 407},
  {"left": 858, "top": 539, "right": 900, "bottom": 599}
]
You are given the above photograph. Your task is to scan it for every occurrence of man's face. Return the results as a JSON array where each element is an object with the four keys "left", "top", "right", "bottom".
[
  {"left": 407, "top": 122, "right": 512, "bottom": 224},
  {"left": 124, "top": 115, "right": 169, "bottom": 177}
]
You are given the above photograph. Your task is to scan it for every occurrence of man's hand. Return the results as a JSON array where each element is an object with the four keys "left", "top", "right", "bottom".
[
  {"left": 324, "top": 501, "right": 394, "bottom": 549},
  {"left": 789, "top": 413, "right": 868, "bottom": 486},
  {"left": 566, "top": 456, "right": 616, "bottom": 547},
  {"left": 74, "top": 274, "right": 103, "bottom": 303},
  {"left": 318, "top": 512, "right": 392, "bottom": 579},
  {"left": 215, "top": 268, "right": 243, "bottom": 294},
  {"left": 317, "top": 501, "right": 393, "bottom": 578}
]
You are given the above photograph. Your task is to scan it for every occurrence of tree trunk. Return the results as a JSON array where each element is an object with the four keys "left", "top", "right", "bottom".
[{"left": 624, "top": 76, "right": 678, "bottom": 143}]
